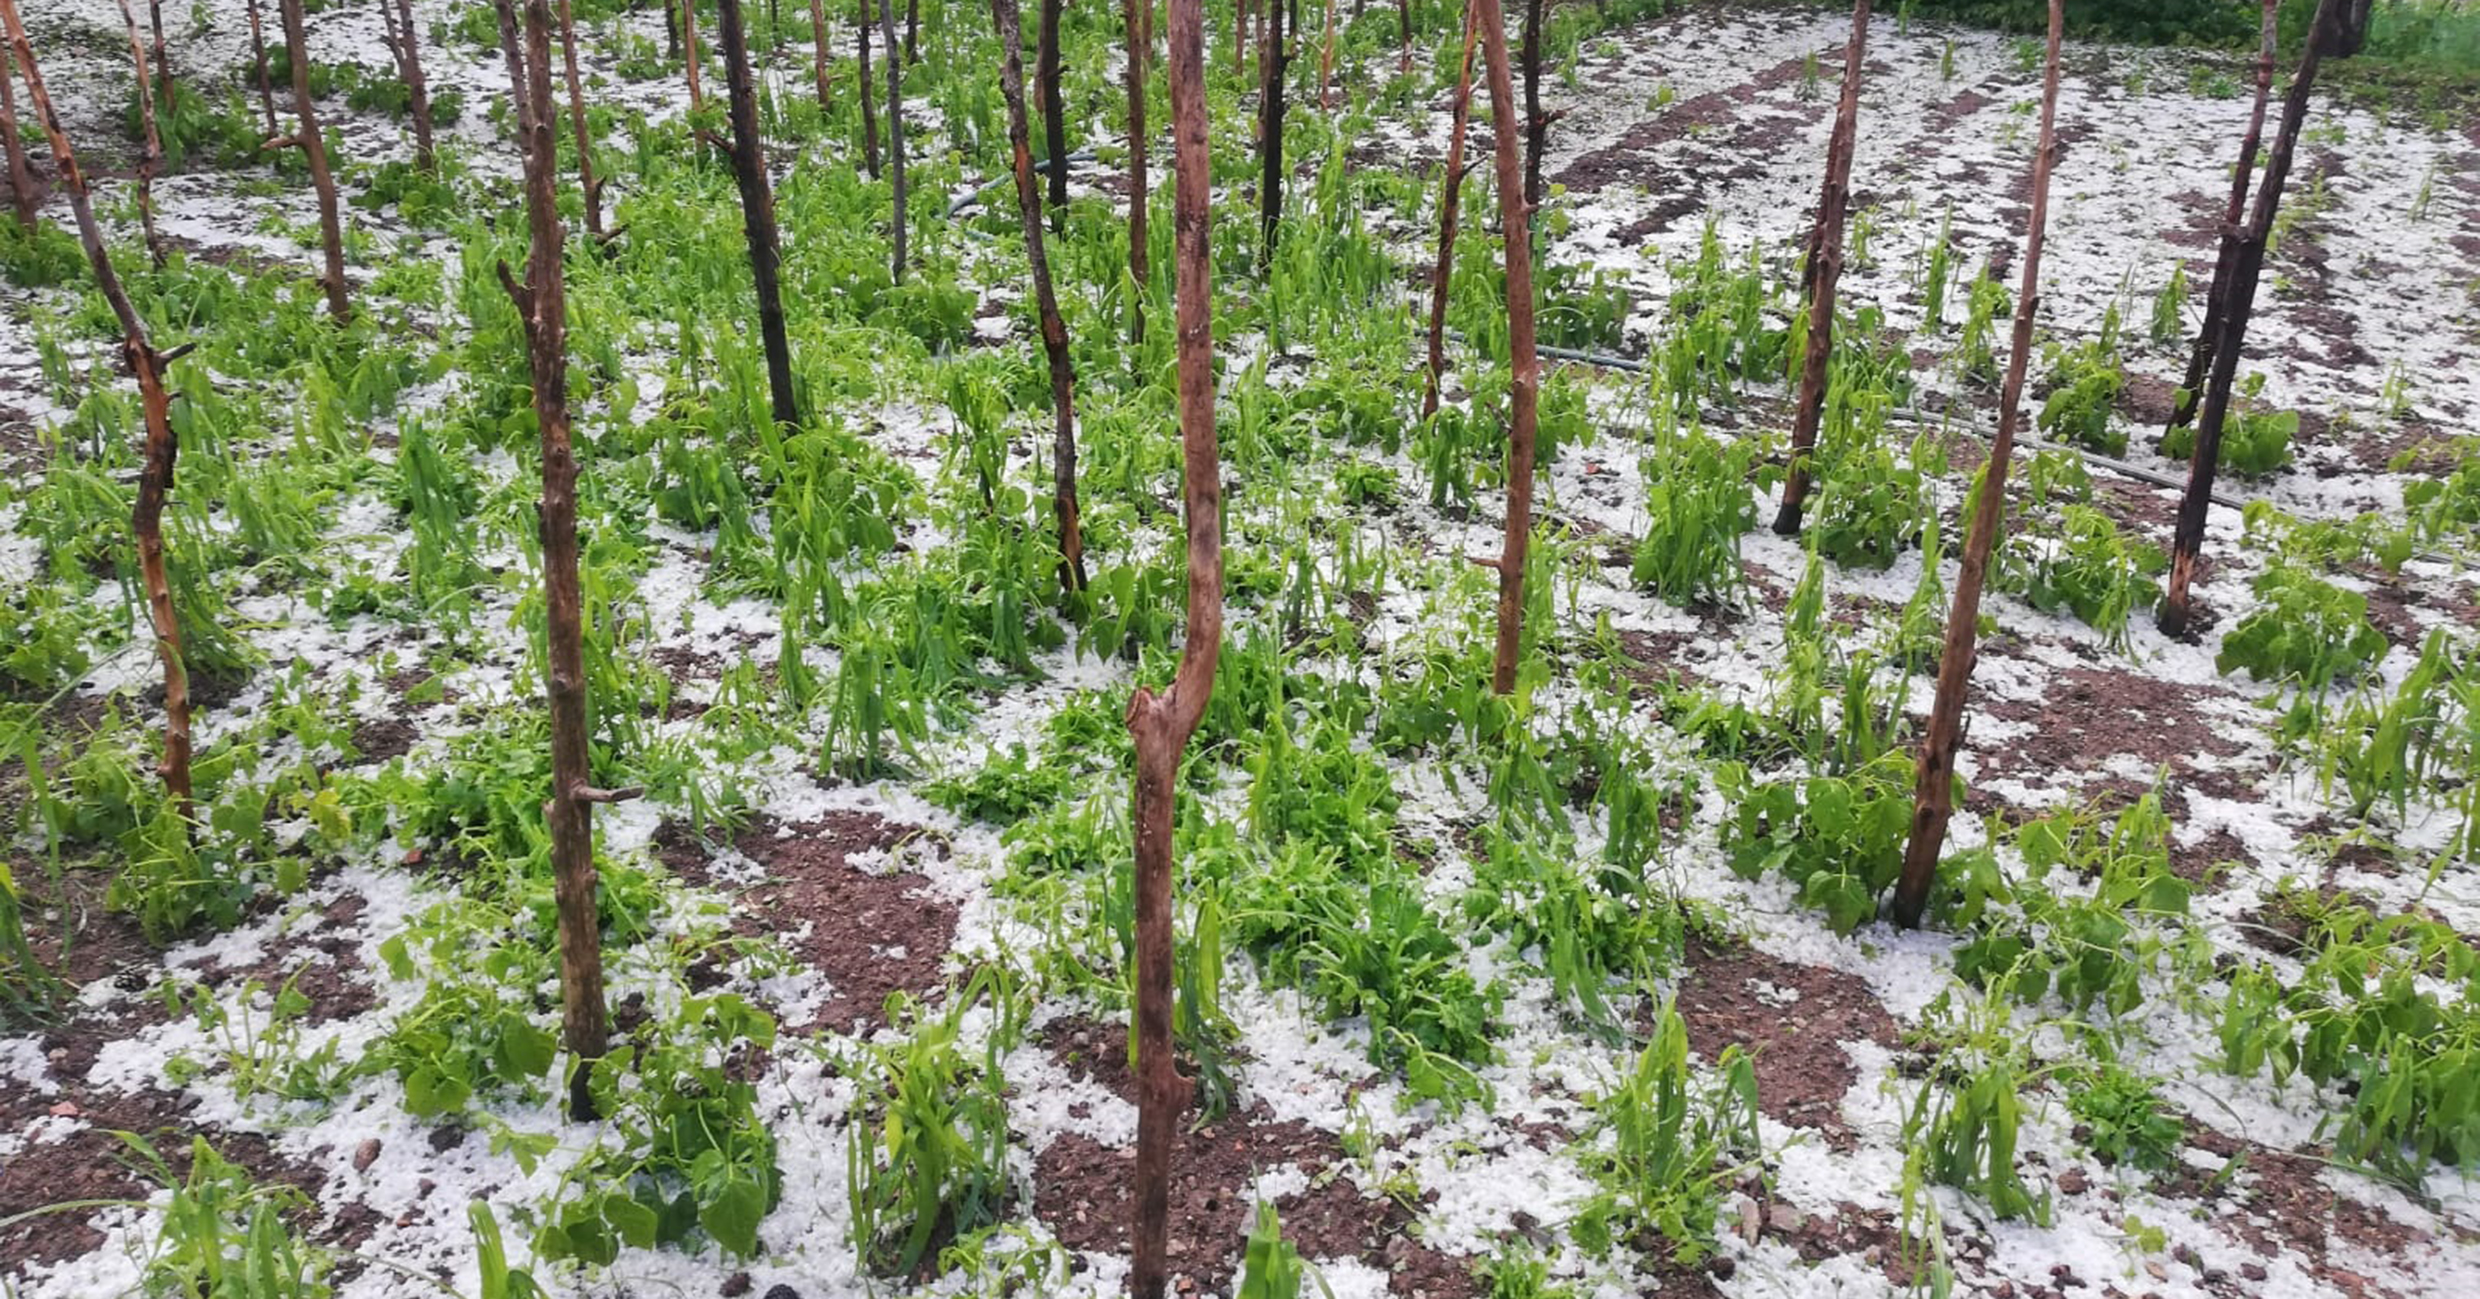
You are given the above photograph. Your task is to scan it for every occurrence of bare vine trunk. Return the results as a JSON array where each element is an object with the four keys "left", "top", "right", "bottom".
[
  {"left": 116, "top": 2, "right": 166, "bottom": 267},
  {"left": 1771, "top": 0, "right": 1873, "bottom": 537},
  {"left": 1521, "top": 0, "right": 1544, "bottom": 210},
  {"left": 277, "top": 0, "right": 349, "bottom": 323},
  {"left": 1890, "top": 0, "right": 2065, "bottom": 929},
  {"left": 2161, "top": 0, "right": 2347, "bottom": 638},
  {"left": 1477, "top": 0, "right": 1540, "bottom": 696},
  {"left": 992, "top": 0, "right": 1087, "bottom": 595},
  {"left": 1038, "top": 0, "right": 1068, "bottom": 222},
  {"left": 557, "top": 0, "right": 604, "bottom": 239},
  {"left": 1127, "top": 1, "right": 1221, "bottom": 1295},
  {"left": 2167, "top": 0, "right": 2278, "bottom": 434},
  {"left": 808, "top": 0, "right": 832, "bottom": 106},
  {"left": 716, "top": 0, "right": 801, "bottom": 429},
  {"left": 244, "top": 0, "right": 279, "bottom": 136},
  {"left": 1316, "top": 0, "right": 1336, "bottom": 108},
  {"left": 0, "top": 44, "right": 35, "bottom": 228},
  {"left": 882, "top": 0, "right": 908, "bottom": 281},
  {"left": 1257, "top": 0, "right": 1286, "bottom": 268},
  {"left": 379, "top": 0, "right": 437, "bottom": 171},
  {"left": 682, "top": 0, "right": 704, "bottom": 109},
  {"left": 1124, "top": 0, "right": 1150, "bottom": 346},
  {"left": 1422, "top": 1, "right": 1481, "bottom": 421},
  {"left": 500, "top": 0, "right": 613, "bottom": 1122},
  {"left": 1397, "top": 0, "right": 1409, "bottom": 74},
  {"left": 858, "top": 0, "right": 880, "bottom": 177},
  {"left": 2, "top": 0, "right": 191, "bottom": 817}
]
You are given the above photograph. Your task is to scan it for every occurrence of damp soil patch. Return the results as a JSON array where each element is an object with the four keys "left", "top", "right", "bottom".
[
  {"left": 1669, "top": 934, "right": 1895, "bottom": 1150},
  {"left": 726, "top": 811, "right": 959, "bottom": 1034},
  {"left": 1976, "top": 665, "right": 2259, "bottom": 806}
]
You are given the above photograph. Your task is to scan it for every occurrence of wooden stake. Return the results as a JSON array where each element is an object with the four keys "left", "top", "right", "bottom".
[
  {"left": 1521, "top": 0, "right": 1545, "bottom": 210},
  {"left": 858, "top": 0, "right": 880, "bottom": 178},
  {"left": 500, "top": 0, "right": 610, "bottom": 1122},
  {"left": 1772, "top": 0, "right": 1874, "bottom": 537},
  {"left": 1127, "top": 1, "right": 1221, "bottom": 1292},
  {"left": 378, "top": 0, "right": 437, "bottom": 171},
  {"left": 115, "top": 1, "right": 165, "bottom": 267},
  {"left": 244, "top": 0, "right": 278, "bottom": 138},
  {"left": 807, "top": 0, "right": 832, "bottom": 108},
  {"left": 0, "top": 45, "right": 35, "bottom": 229},
  {"left": 1, "top": 0, "right": 191, "bottom": 819},
  {"left": 1124, "top": 0, "right": 1151, "bottom": 347},
  {"left": 1475, "top": 0, "right": 1541, "bottom": 696},
  {"left": 1038, "top": 0, "right": 1068, "bottom": 224},
  {"left": 1257, "top": 0, "right": 1287, "bottom": 269},
  {"left": 1422, "top": 0, "right": 1480, "bottom": 422},
  {"left": 882, "top": 0, "right": 908, "bottom": 281},
  {"left": 1890, "top": 0, "right": 2065, "bottom": 929},
  {"left": 716, "top": 0, "right": 800, "bottom": 430},
  {"left": 2166, "top": 0, "right": 2278, "bottom": 436},
  {"left": 682, "top": 0, "right": 705, "bottom": 110},
  {"left": 2161, "top": 0, "right": 2348, "bottom": 638},
  {"left": 556, "top": 0, "right": 603, "bottom": 239},
  {"left": 275, "top": 0, "right": 349, "bottom": 322},
  {"left": 991, "top": 0, "right": 1087, "bottom": 596}
]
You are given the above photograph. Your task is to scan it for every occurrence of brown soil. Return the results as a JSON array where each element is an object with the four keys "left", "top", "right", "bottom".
[
  {"left": 1975, "top": 666, "right": 2259, "bottom": 807},
  {"left": 726, "top": 811, "right": 959, "bottom": 1034},
  {"left": 1669, "top": 934, "right": 1895, "bottom": 1150},
  {"left": 350, "top": 717, "right": 418, "bottom": 764}
]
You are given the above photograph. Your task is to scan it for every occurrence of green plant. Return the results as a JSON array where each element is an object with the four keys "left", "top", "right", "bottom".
[
  {"left": 2215, "top": 566, "right": 2388, "bottom": 689},
  {"left": 122, "top": 1133, "right": 332, "bottom": 1298},
  {"left": 847, "top": 979, "right": 1020, "bottom": 1276},
  {"left": 2012, "top": 506, "right": 2167, "bottom": 650},
  {"left": 2036, "top": 328, "right": 2128, "bottom": 455},
  {"left": 2162, "top": 375, "right": 2296, "bottom": 474},
  {"left": 2149, "top": 263, "right": 2187, "bottom": 345},
  {"left": 1632, "top": 422, "right": 1759, "bottom": 609},
  {"left": 1572, "top": 1000, "right": 1760, "bottom": 1264},
  {"left": 1237, "top": 1202, "right": 1321, "bottom": 1299},
  {"left": 2065, "top": 1064, "right": 2184, "bottom": 1172},
  {"left": 1717, "top": 750, "right": 1924, "bottom": 934}
]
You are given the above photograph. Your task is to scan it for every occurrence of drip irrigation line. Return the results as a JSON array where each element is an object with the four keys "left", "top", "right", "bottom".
[
  {"left": 945, "top": 149, "right": 1095, "bottom": 216},
  {"left": 1534, "top": 342, "right": 2250, "bottom": 511}
]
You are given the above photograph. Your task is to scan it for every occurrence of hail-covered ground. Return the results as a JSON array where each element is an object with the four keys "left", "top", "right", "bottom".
[{"left": 3, "top": 3, "right": 2478, "bottom": 1299}]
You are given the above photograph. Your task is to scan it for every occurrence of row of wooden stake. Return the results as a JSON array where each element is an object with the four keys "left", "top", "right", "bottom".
[{"left": 0, "top": 0, "right": 2370, "bottom": 1289}]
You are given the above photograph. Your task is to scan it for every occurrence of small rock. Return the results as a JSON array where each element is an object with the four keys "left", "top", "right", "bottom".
[
  {"left": 2241, "top": 1263, "right": 2267, "bottom": 1282},
  {"left": 1384, "top": 1235, "right": 1415, "bottom": 1269},
  {"left": 1766, "top": 1203, "right": 1803, "bottom": 1235},
  {"left": 2051, "top": 1263, "right": 2086, "bottom": 1289},
  {"left": 2057, "top": 1167, "right": 2090, "bottom": 1195},
  {"left": 1862, "top": 1244, "right": 1882, "bottom": 1266},
  {"left": 761, "top": 1286, "right": 801, "bottom": 1299},
  {"left": 416, "top": 1179, "right": 436, "bottom": 1198},
  {"left": 1707, "top": 1255, "right": 1736, "bottom": 1281},
  {"left": 352, "top": 1138, "right": 381, "bottom": 1172},
  {"left": 1737, "top": 1200, "right": 1763, "bottom": 1242},
  {"left": 720, "top": 1273, "right": 751, "bottom": 1298},
  {"left": 1990, "top": 1285, "right": 2013, "bottom": 1299},
  {"left": 2144, "top": 1260, "right": 2168, "bottom": 1281},
  {"left": 46, "top": 1101, "right": 79, "bottom": 1118}
]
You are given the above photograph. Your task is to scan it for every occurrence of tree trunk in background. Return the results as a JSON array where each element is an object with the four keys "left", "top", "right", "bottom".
[
  {"left": 500, "top": 0, "right": 612, "bottom": 1123},
  {"left": 1256, "top": 0, "right": 1286, "bottom": 268},
  {"left": 145, "top": 0, "right": 172, "bottom": 101},
  {"left": 992, "top": 0, "right": 1087, "bottom": 595},
  {"left": 858, "top": 0, "right": 880, "bottom": 177},
  {"left": 557, "top": 0, "right": 604, "bottom": 239},
  {"left": 495, "top": 0, "right": 536, "bottom": 142},
  {"left": 1422, "top": 0, "right": 1479, "bottom": 421},
  {"left": 1038, "top": 0, "right": 1068, "bottom": 224},
  {"left": 716, "top": 0, "right": 801, "bottom": 429},
  {"left": 1771, "top": 0, "right": 1873, "bottom": 537},
  {"left": 1127, "top": 3, "right": 1221, "bottom": 1294},
  {"left": 682, "top": 0, "right": 704, "bottom": 110},
  {"left": 378, "top": 0, "right": 437, "bottom": 171},
  {"left": 1891, "top": 0, "right": 2065, "bottom": 929},
  {"left": 277, "top": 0, "right": 350, "bottom": 323},
  {"left": 1397, "top": 0, "right": 1409, "bottom": 74},
  {"left": 0, "top": 46, "right": 36, "bottom": 229},
  {"left": 245, "top": 0, "right": 278, "bottom": 140},
  {"left": 664, "top": 0, "right": 681, "bottom": 58},
  {"left": 1476, "top": 0, "right": 1539, "bottom": 696},
  {"left": 2161, "top": 0, "right": 2346, "bottom": 638},
  {"left": 882, "top": 0, "right": 908, "bottom": 280},
  {"left": 1521, "top": 0, "right": 1544, "bottom": 210},
  {"left": 808, "top": 0, "right": 831, "bottom": 106},
  {"left": 3, "top": 0, "right": 192, "bottom": 817},
  {"left": 1235, "top": 0, "right": 1248, "bottom": 79},
  {"left": 116, "top": 2, "right": 165, "bottom": 267},
  {"left": 2167, "top": 0, "right": 2277, "bottom": 435},
  {"left": 907, "top": 0, "right": 920, "bottom": 62},
  {"left": 1124, "top": 0, "right": 1150, "bottom": 346},
  {"left": 1316, "top": 0, "right": 1335, "bottom": 108}
]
